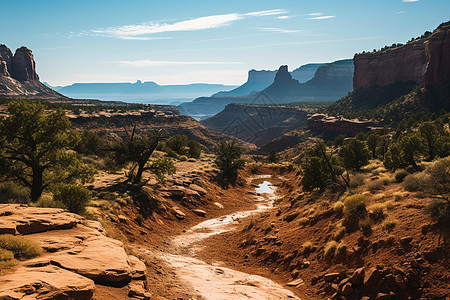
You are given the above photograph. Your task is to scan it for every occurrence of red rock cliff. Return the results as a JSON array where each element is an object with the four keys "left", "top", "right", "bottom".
[
  {"left": 424, "top": 22, "right": 450, "bottom": 88},
  {"left": 353, "top": 39, "right": 427, "bottom": 90},
  {"left": 13, "top": 47, "right": 39, "bottom": 81},
  {"left": 353, "top": 21, "right": 450, "bottom": 92}
]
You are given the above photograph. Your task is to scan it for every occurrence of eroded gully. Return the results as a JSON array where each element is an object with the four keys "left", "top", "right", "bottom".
[{"left": 153, "top": 176, "right": 301, "bottom": 300}]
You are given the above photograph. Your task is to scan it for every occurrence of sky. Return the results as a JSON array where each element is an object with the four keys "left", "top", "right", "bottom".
[{"left": 1, "top": 0, "right": 449, "bottom": 86}]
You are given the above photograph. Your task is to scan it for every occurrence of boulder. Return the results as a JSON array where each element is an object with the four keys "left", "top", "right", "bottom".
[
  {"left": 171, "top": 207, "right": 186, "bottom": 220},
  {"left": 324, "top": 273, "right": 340, "bottom": 283},
  {"left": 363, "top": 268, "right": 382, "bottom": 286},
  {"left": 185, "top": 189, "right": 200, "bottom": 200},
  {"left": 128, "top": 255, "right": 147, "bottom": 279},
  {"left": 189, "top": 184, "right": 207, "bottom": 195},
  {"left": 128, "top": 280, "right": 151, "bottom": 299},
  {"left": 0, "top": 265, "right": 95, "bottom": 300},
  {"left": 192, "top": 209, "right": 206, "bottom": 217},
  {"left": 50, "top": 234, "right": 133, "bottom": 283},
  {"left": 0, "top": 204, "right": 81, "bottom": 235}
]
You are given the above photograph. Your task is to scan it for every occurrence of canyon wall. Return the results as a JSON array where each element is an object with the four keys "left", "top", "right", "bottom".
[
  {"left": 353, "top": 39, "right": 427, "bottom": 90},
  {"left": 353, "top": 21, "right": 450, "bottom": 92}
]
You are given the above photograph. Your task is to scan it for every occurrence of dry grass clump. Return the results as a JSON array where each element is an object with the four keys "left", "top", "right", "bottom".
[
  {"left": 0, "top": 248, "right": 17, "bottom": 271},
  {"left": 0, "top": 235, "right": 42, "bottom": 260},
  {"left": 362, "top": 161, "right": 382, "bottom": 172},
  {"left": 343, "top": 194, "right": 367, "bottom": 216},
  {"left": 402, "top": 173, "right": 424, "bottom": 192},
  {"left": 359, "top": 218, "right": 373, "bottom": 236},
  {"left": 335, "top": 242, "right": 347, "bottom": 258},
  {"left": 324, "top": 241, "right": 338, "bottom": 260},
  {"left": 394, "top": 169, "right": 409, "bottom": 183},
  {"left": 382, "top": 218, "right": 398, "bottom": 233},
  {"left": 333, "top": 201, "right": 344, "bottom": 213},
  {"left": 298, "top": 217, "right": 310, "bottom": 226},
  {"left": 332, "top": 224, "right": 346, "bottom": 241},
  {"left": 368, "top": 203, "right": 387, "bottom": 222},
  {"left": 372, "top": 167, "right": 387, "bottom": 176},
  {"left": 301, "top": 241, "right": 314, "bottom": 255},
  {"left": 367, "top": 179, "right": 384, "bottom": 191},
  {"left": 393, "top": 192, "right": 404, "bottom": 201}
]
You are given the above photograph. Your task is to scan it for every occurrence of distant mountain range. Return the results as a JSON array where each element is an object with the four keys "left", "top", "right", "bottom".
[
  {"left": 179, "top": 59, "right": 354, "bottom": 119},
  {"left": 211, "top": 63, "right": 324, "bottom": 98},
  {"left": 47, "top": 81, "right": 237, "bottom": 105}
]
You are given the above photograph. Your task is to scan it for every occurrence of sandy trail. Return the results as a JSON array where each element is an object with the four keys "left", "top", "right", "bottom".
[{"left": 158, "top": 177, "right": 300, "bottom": 300}]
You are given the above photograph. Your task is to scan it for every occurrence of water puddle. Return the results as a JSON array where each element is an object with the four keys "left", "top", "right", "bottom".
[{"left": 159, "top": 176, "right": 300, "bottom": 299}]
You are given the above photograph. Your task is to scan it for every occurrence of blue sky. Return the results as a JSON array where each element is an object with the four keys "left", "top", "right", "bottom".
[{"left": 1, "top": 0, "right": 449, "bottom": 86}]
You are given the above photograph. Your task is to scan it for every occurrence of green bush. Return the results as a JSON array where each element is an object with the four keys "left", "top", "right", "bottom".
[
  {"left": 0, "top": 182, "right": 29, "bottom": 204},
  {"left": 53, "top": 184, "right": 92, "bottom": 214},
  {"left": 339, "top": 139, "right": 370, "bottom": 171},
  {"left": 149, "top": 157, "right": 176, "bottom": 183},
  {"left": 0, "top": 235, "right": 42, "bottom": 260},
  {"left": 359, "top": 218, "right": 373, "bottom": 236},
  {"left": 382, "top": 218, "right": 397, "bottom": 232},
  {"left": 425, "top": 200, "right": 450, "bottom": 229},
  {"left": 214, "top": 139, "right": 245, "bottom": 184},
  {"left": 187, "top": 140, "right": 201, "bottom": 159}
]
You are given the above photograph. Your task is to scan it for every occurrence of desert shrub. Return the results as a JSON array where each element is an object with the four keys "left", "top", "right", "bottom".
[
  {"left": 425, "top": 200, "right": 450, "bottom": 229},
  {"left": 35, "top": 195, "right": 66, "bottom": 209},
  {"left": 0, "top": 235, "right": 42, "bottom": 260},
  {"left": 0, "top": 182, "right": 29, "bottom": 204},
  {"left": 165, "top": 134, "right": 189, "bottom": 156},
  {"left": 349, "top": 173, "right": 365, "bottom": 188},
  {"left": 53, "top": 184, "right": 92, "bottom": 214},
  {"left": 0, "top": 248, "right": 17, "bottom": 271},
  {"left": 382, "top": 218, "right": 397, "bottom": 232},
  {"left": 324, "top": 241, "right": 338, "bottom": 260},
  {"left": 178, "top": 155, "right": 188, "bottom": 161},
  {"left": 301, "top": 241, "right": 313, "bottom": 255},
  {"left": 214, "top": 139, "right": 245, "bottom": 184},
  {"left": 343, "top": 194, "right": 367, "bottom": 216},
  {"left": 149, "top": 157, "right": 176, "bottom": 183},
  {"left": 298, "top": 217, "right": 310, "bottom": 226},
  {"left": 367, "top": 179, "right": 384, "bottom": 191},
  {"left": 394, "top": 169, "right": 409, "bottom": 183},
  {"left": 75, "top": 130, "right": 107, "bottom": 156},
  {"left": 359, "top": 218, "right": 373, "bottom": 236},
  {"left": 368, "top": 203, "right": 386, "bottom": 222},
  {"left": 402, "top": 173, "right": 424, "bottom": 192},
  {"left": 339, "top": 139, "right": 370, "bottom": 171},
  {"left": 187, "top": 140, "right": 201, "bottom": 159},
  {"left": 385, "top": 200, "right": 396, "bottom": 210},
  {"left": 333, "top": 201, "right": 344, "bottom": 213}
]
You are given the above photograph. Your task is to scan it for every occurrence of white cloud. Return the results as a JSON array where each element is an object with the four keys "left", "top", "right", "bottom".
[
  {"left": 119, "top": 60, "right": 241, "bottom": 67},
  {"left": 245, "top": 9, "right": 288, "bottom": 16},
  {"left": 117, "top": 36, "right": 173, "bottom": 41},
  {"left": 306, "top": 15, "right": 335, "bottom": 20},
  {"left": 402, "top": 0, "right": 419, "bottom": 2},
  {"left": 91, "top": 9, "right": 289, "bottom": 39},
  {"left": 277, "top": 16, "right": 291, "bottom": 19},
  {"left": 396, "top": 11, "right": 408, "bottom": 14},
  {"left": 257, "top": 28, "right": 301, "bottom": 33},
  {"left": 307, "top": 13, "right": 324, "bottom": 16}
]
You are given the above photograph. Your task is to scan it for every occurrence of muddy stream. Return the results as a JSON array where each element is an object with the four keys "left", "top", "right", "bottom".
[{"left": 158, "top": 176, "right": 300, "bottom": 299}]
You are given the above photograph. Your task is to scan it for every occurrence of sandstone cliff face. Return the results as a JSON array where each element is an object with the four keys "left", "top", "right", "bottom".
[
  {"left": 424, "top": 22, "right": 450, "bottom": 88},
  {"left": 13, "top": 46, "right": 39, "bottom": 81},
  {"left": 353, "top": 39, "right": 427, "bottom": 90},
  {"left": 353, "top": 21, "right": 450, "bottom": 93},
  {"left": 0, "top": 45, "right": 14, "bottom": 75}
]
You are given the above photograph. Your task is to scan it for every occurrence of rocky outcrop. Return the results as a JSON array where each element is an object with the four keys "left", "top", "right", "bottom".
[
  {"left": 0, "top": 44, "right": 65, "bottom": 99},
  {"left": 0, "top": 204, "right": 148, "bottom": 299},
  {"left": 0, "top": 45, "right": 13, "bottom": 76},
  {"left": 353, "top": 39, "right": 427, "bottom": 90},
  {"left": 307, "top": 113, "right": 382, "bottom": 136},
  {"left": 12, "top": 46, "right": 39, "bottom": 81}
]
